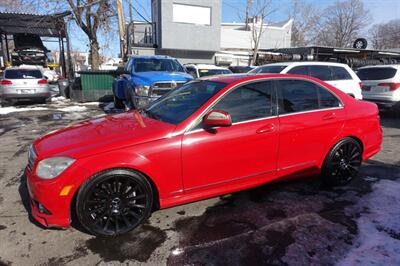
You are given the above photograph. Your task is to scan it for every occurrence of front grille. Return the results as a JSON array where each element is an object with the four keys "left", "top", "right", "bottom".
[
  {"left": 28, "top": 144, "right": 37, "bottom": 170},
  {"left": 151, "top": 81, "right": 186, "bottom": 96}
]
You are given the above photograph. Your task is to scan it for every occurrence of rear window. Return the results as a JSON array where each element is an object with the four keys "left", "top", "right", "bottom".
[
  {"left": 250, "top": 65, "right": 287, "bottom": 74},
  {"left": 198, "top": 69, "right": 232, "bottom": 77},
  {"left": 330, "top": 66, "right": 352, "bottom": 80},
  {"left": 5, "top": 69, "right": 42, "bottom": 79},
  {"left": 308, "top": 66, "right": 332, "bottom": 81},
  {"left": 357, "top": 67, "right": 397, "bottom": 80}
]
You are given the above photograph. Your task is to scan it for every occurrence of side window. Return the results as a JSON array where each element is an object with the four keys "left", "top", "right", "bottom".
[
  {"left": 278, "top": 80, "right": 319, "bottom": 113},
  {"left": 330, "top": 66, "right": 352, "bottom": 80},
  {"left": 318, "top": 87, "right": 341, "bottom": 108},
  {"left": 125, "top": 58, "right": 133, "bottom": 73},
  {"left": 186, "top": 67, "right": 198, "bottom": 78},
  {"left": 308, "top": 66, "right": 333, "bottom": 81},
  {"left": 287, "top": 66, "right": 308, "bottom": 75},
  {"left": 213, "top": 81, "right": 274, "bottom": 123}
]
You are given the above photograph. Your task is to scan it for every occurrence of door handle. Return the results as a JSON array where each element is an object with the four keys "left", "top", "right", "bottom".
[
  {"left": 256, "top": 124, "right": 275, "bottom": 134},
  {"left": 322, "top": 112, "right": 336, "bottom": 120}
]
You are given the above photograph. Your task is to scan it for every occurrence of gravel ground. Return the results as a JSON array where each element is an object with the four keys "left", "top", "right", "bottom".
[{"left": 0, "top": 98, "right": 399, "bottom": 266}]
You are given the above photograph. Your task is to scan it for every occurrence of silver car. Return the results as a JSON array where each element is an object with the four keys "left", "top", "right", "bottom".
[{"left": 0, "top": 68, "right": 51, "bottom": 104}]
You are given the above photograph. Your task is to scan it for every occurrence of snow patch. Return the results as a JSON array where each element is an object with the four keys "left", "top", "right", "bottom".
[
  {"left": 51, "top": 96, "right": 68, "bottom": 103},
  {"left": 56, "top": 106, "right": 88, "bottom": 112},
  {"left": 0, "top": 106, "right": 48, "bottom": 115},
  {"left": 337, "top": 179, "right": 400, "bottom": 266},
  {"left": 80, "top": 102, "right": 100, "bottom": 106}
]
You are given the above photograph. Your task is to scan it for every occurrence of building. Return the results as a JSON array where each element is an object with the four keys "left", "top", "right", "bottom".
[{"left": 128, "top": 0, "right": 292, "bottom": 66}]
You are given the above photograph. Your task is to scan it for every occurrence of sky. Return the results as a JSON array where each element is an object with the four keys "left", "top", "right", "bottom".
[{"left": 30, "top": 0, "right": 400, "bottom": 58}]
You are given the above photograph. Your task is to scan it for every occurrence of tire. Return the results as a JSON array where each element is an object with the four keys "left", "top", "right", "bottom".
[
  {"left": 113, "top": 96, "right": 124, "bottom": 109},
  {"left": 321, "top": 138, "right": 362, "bottom": 186},
  {"left": 75, "top": 169, "right": 154, "bottom": 237},
  {"left": 353, "top": 38, "right": 368, "bottom": 49}
]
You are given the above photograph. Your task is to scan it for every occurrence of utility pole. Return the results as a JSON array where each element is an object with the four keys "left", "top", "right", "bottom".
[
  {"left": 129, "top": 0, "right": 133, "bottom": 23},
  {"left": 117, "top": 0, "right": 127, "bottom": 60},
  {"left": 245, "top": 0, "right": 253, "bottom": 31}
]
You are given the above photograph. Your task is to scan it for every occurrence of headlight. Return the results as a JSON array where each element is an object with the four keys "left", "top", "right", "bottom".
[
  {"left": 135, "top": 85, "right": 150, "bottom": 96},
  {"left": 36, "top": 157, "right": 75, "bottom": 179}
]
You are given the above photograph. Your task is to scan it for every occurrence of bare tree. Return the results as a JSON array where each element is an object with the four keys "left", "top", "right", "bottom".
[
  {"left": 314, "top": 0, "right": 371, "bottom": 47},
  {"left": 66, "top": 0, "right": 115, "bottom": 69},
  {"left": 287, "top": 0, "right": 321, "bottom": 47},
  {"left": 370, "top": 19, "right": 400, "bottom": 50},
  {"left": 248, "top": 0, "right": 275, "bottom": 65}
]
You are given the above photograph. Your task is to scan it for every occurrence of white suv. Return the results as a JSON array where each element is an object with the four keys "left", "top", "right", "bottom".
[
  {"left": 357, "top": 65, "right": 400, "bottom": 112},
  {"left": 184, "top": 64, "right": 232, "bottom": 79},
  {"left": 250, "top": 62, "right": 363, "bottom": 99}
]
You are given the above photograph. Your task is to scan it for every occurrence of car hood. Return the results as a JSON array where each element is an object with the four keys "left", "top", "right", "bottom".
[
  {"left": 133, "top": 71, "right": 193, "bottom": 85},
  {"left": 33, "top": 111, "right": 176, "bottom": 159}
]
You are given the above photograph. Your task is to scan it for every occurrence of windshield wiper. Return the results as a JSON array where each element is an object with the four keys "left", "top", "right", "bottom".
[{"left": 142, "top": 109, "right": 161, "bottom": 121}]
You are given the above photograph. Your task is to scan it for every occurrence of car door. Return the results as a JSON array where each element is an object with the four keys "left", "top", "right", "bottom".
[
  {"left": 181, "top": 80, "right": 279, "bottom": 191},
  {"left": 277, "top": 78, "right": 345, "bottom": 176}
]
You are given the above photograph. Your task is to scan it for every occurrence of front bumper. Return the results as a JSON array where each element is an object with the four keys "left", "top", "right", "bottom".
[{"left": 25, "top": 166, "right": 72, "bottom": 228}]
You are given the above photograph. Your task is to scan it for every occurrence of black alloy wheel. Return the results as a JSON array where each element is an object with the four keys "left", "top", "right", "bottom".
[
  {"left": 76, "top": 169, "right": 153, "bottom": 237},
  {"left": 322, "top": 138, "right": 362, "bottom": 186}
]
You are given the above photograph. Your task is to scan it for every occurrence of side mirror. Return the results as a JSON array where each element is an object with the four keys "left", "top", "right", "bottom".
[{"left": 203, "top": 110, "right": 232, "bottom": 128}]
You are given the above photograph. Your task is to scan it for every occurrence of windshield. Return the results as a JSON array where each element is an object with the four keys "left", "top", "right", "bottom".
[
  {"left": 249, "top": 65, "right": 287, "bottom": 74},
  {"left": 5, "top": 69, "right": 42, "bottom": 79},
  {"left": 133, "top": 58, "right": 185, "bottom": 73},
  {"left": 198, "top": 69, "right": 232, "bottom": 77},
  {"left": 145, "top": 81, "right": 226, "bottom": 125},
  {"left": 357, "top": 67, "right": 397, "bottom": 80}
]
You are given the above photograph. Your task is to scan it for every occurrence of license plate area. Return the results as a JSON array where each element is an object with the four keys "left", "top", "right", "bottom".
[
  {"left": 18, "top": 89, "right": 35, "bottom": 94},
  {"left": 371, "top": 86, "right": 389, "bottom": 93}
]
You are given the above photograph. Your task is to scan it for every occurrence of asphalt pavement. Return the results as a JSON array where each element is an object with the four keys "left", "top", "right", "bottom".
[{"left": 0, "top": 98, "right": 399, "bottom": 266}]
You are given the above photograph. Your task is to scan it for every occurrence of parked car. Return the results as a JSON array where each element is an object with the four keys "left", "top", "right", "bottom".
[
  {"left": 0, "top": 67, "right": 50, "bottom": 104},
  {"left": 11, "top": 34, "right": 49, "bottom": 67},
  {"left": 250, "top": 62, "right": 363, "bottom": 99},
  {"left": 26, "top": 74, "right": 382, "bottom": 237},
  {"left": 229, "top": 65, "right": 255, "bottom": 73},
  {"left": 357, "top": 65, "right": 400, "bottom": 112},
  {"left": 112, "top": 55, "right": 193, "bottom": 109},
  {"left": 184, "top": 64, "right": 232, "bottom": 78}
]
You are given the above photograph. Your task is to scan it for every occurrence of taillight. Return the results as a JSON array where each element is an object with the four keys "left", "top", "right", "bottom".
[
  {"left": 359, "top": 82, "right": 363, "bottom": 89},
  {"left": 0, "top": 79, "right": 12, "bottom": 85},
  {"left": 377, "top": 83, "right": 400, "bottom": 91},
  {"left": 38, "top": 79, "right": 48, "bottom": 85}
]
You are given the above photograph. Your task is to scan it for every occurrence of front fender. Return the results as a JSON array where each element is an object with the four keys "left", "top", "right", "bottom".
[{"left": 67, "top": 137, "right": 183, "bottom": 207}]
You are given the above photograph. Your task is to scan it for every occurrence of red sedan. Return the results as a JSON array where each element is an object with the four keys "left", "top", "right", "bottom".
[{"left": 26, "top": 74, "right": 382, "bottom": 236}]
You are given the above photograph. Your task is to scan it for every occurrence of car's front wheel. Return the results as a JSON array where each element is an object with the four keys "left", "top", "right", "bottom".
[
  {"left": 75, "top": 169, "right": 153, "bottom": 237},
  {"left": 322, "top": 138, "right": 362, "bottom": 186}
]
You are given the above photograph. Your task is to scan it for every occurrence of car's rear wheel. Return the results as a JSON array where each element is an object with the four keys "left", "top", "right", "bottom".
[
  {"left": 76, "top": 169, "right": 153, "bottom": 237},
  {"left": 322, "top": 138, "right": 362, "bottom": 186}
]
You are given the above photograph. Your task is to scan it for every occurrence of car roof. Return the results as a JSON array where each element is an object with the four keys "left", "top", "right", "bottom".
[
  {"left": 129, "top": 55, "right": 175, "bottom": 60},
  {"left": 185, "top": 64, "right": 230, "bottom": 70},
  {"left": 204, "top": 73, "right": 321, "bottom": 84},
  {"left": 5, "top": 67, "right": 42, "bottom": 71},
  {"left": 358, "top": 64, "right": 400, "bottom": 69},
  {"left": 257, "top": 61, "right": 350, "bottom": 67}
]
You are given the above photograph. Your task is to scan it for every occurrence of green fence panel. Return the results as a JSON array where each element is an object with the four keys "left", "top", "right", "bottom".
[{"left": 78, "top": 71, "right": 115, "bottom": 91}]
